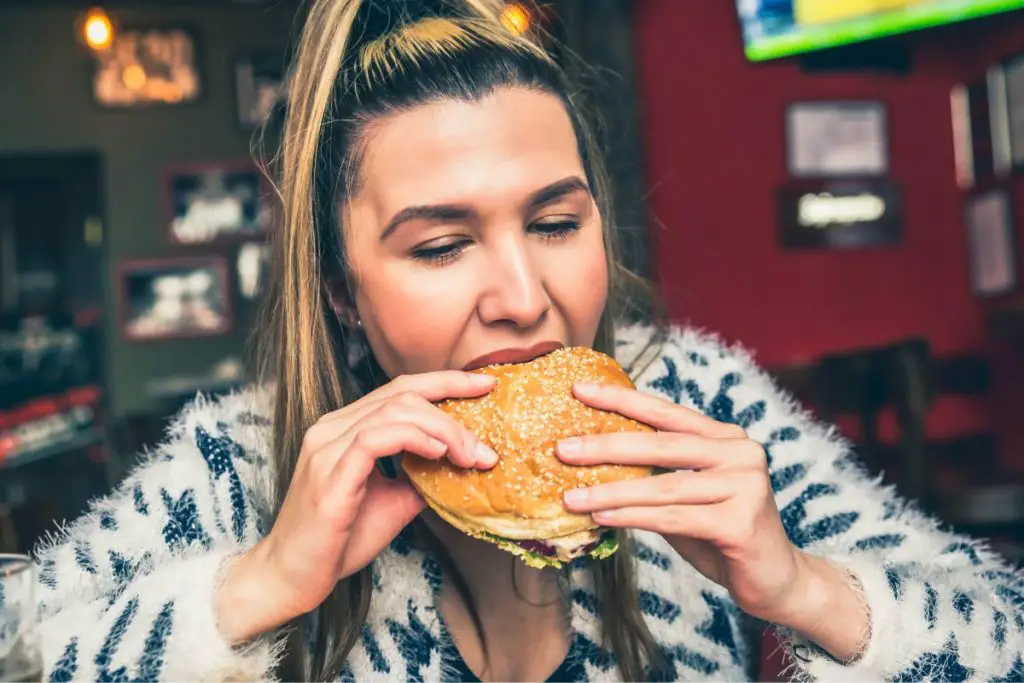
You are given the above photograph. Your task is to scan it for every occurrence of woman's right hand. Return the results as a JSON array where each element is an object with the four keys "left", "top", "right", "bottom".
[{"left": 215, "top": 371, "right": 497, "bottom": 644}]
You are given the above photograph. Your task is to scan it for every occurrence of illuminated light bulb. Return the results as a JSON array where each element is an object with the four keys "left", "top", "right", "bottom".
[
  {"left": 122, "top": 64, "right": 146, "bottom": 91},
  {"left": 83, "top": 8, "right": 113, "bottom": 51},
  {"left": 500, "top": 2, "right": 530, "bottom": 35}
]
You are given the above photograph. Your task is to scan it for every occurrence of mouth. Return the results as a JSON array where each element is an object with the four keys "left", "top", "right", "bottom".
[{"left": 463, "top": 341, "right": 564, "bottom": 371}]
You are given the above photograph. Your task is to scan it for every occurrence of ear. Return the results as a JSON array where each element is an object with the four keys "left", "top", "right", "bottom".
[{"left": 324, "top": 277, "right": 360, "bottom": 328}]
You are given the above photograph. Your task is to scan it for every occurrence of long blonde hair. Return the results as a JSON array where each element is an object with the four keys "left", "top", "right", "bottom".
[{"left": 255, "top": 0, "right": 667, "bottom": 679}]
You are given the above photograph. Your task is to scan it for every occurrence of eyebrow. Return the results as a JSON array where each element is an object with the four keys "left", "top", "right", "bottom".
[{"left": 380, "top": 175, "right": 591, "bottom": 241}]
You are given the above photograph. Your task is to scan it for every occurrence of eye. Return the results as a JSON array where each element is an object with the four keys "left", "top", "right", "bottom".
[
  {"left": 531, "top": 218, "right": 581, "bottom": 241},
  {"left": 411, "top": 239, "right": 471, "bottom": 266}
]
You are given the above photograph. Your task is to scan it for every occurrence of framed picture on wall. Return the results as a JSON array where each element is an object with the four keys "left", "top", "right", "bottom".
[
  {"left": 778, "top": 179, "right": 902, "bottom": 250},
  {"left": 998, "top": 54, "right": 1024, "bottom": 172},
  {"left": 234, "top": 52, "right": 288, "bottom": 129},
  {"left": 965, "top": 187, "right": 1017, "bottom": 298},
  {"left": 236, "top": 242, "right": 271, "bottom": 300},
  {"left": 119, "top": 256, "right": 233, "bottom": 341},
  {"left": 785, "top": 101, "right": 888, "bottom": 178},
  {"left": 91, "top": 27, "right": 202, "bottom": 107},
  {"left": 950, "top": 68, "right": 1014, "bottom": 189},
  {"left": 163, "top": 160, "right": 272, "bottom": 245}
]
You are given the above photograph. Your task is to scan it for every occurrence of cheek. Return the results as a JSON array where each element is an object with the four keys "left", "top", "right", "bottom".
[
  {"left": 547, "top": 234, "right": 608, "bottom": 344},
  {"left": 356, "top": 264, "right": 477, "bottom": 374}
]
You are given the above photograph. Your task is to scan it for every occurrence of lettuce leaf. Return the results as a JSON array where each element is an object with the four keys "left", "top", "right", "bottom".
[{"left": 587, "top": 536, "right": 619, "bottom": 559}]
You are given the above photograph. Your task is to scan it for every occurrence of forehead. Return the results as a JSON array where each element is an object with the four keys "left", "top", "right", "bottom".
[{"left": 353, "top": 88, "right": 584, "bottom": 211}]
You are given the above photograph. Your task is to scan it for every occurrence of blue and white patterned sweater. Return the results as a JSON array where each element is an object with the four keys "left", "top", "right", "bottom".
[{"left": 29, "top": 325, "right": 1024, "bottom": 681}]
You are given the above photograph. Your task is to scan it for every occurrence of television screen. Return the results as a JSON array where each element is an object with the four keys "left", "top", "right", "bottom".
[{"left": 738, "top": 0, "right": 1024, "bottom": 62}]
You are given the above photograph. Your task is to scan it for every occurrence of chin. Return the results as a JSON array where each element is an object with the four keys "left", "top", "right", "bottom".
[{"left": 402, "top": 346, "right": 653, "bottom": 568}]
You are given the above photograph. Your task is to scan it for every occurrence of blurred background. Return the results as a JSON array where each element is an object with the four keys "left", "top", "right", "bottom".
[{"left": 2, "top": 0, "right": 1024, "bottom": 669}]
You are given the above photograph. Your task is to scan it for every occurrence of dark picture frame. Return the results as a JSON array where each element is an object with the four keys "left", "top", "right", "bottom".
[
  {"left": 778, "top": 179, "right": 903, "bottom": 250},
  {"left": 998, "top": 54, "right": 1024, "bottom": 173},
  {"left": 118, "top": 256, "right": 233, "bottom": 341},
  {"left": 90, "top": 26, "right": 203, "bottom": 108},
  {"left": 162, "top": 160, "right": 271, "bottom": 245},
  {"left": 784, "top": 101, "right": 889, "bottom": 179},
  {"left": 950, "top": 68, "right": 1014, "bottom": 190},
  {"left": 965, "top": 187, "right": 1018, "bottom": 298},
  {"left": 233, "top": 52, "right": 288, "bottom": 130}
]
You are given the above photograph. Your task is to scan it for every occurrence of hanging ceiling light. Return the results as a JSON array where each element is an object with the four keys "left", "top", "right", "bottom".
[
  {"left": 82, "top": 7, "right": 114, "bottom": 51},
  {"left": 500, "top": 2, "right": 531, "bottom": 35}
]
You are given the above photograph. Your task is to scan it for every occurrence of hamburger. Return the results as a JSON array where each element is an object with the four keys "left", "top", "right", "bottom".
[{"left": 402, "top": 346, "right": 655, "bottom": 568}]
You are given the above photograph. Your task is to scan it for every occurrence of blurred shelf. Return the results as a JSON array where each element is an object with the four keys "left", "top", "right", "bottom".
[
  {"left": 0, "top": 428, "right": 104, "bottom": 471},
  {"left": 0, "top": 428, "right": 106, "bottom": 509}
]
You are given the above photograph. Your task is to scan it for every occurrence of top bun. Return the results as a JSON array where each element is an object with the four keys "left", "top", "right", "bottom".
[{"left": 402, "top": 346, "right": 655, "bottom": 541}]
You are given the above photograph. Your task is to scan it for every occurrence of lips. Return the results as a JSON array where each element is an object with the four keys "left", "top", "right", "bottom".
[{"left": 463, "top": 341, "right": 564, "bottom": 371}]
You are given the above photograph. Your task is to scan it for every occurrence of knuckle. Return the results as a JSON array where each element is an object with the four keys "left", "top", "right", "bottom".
[
  {"left": 300, "top": 427, "right": 323, "bottom": 453},
  {"left": 740, "top": 440, "right": 768, "bottom": 467},
  {"left": 350, "top": 429, "right": 378, "bottom": 453},
  {"left": 723, "top": 423, "right": 748, "bottom": 439},
  {"left": 652, "top": 432, "right": 676, "bottom": 455},
  {"left": 668, "top": 507, "right": 688, "bottom": 531},
  {"left": 306, "top": 451, "right": 336, "bottom": 485},
  {"left": 651, "top": 402, "right": 676, "bottom": 425},
  {"left": 379, "top": 400, "right": 408, "bottom": 421},
  {"left": 391, "top": 374, "right": 415, "bottom": 391},
  {"left": 656, "top": 474, "right": 679, "bottom": 498},
  {"left": 393, "top": 391, "right": 421, "bottom": 407}
]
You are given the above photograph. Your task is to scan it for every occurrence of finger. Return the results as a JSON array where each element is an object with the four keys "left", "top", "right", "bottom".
[
  {"left": 373, "top": 370, "right": 497, "bottom": 403},
  {"left": 336, "top": 472, "right": 426, "bottom": 578},
  {"left": 302, "top": 395, "right": 390, "bottom": 453},
  {"left": 557, "top": 432, "right": 759, "bottom": 470},
  {"left": 347, "top": 471, "right": 426, "bottom": 551},
  {"left": 563, "top": 470, "right": 743, "bottom": 512},
  {"left": 590, "top": 503, "right": 728, "bottom": 542},
  {"left": 314, "top": 393, "right": 389, "bottom": 426},
  {"left": 307, "top": 371, "right": 495, "bottom": 450},
  {"left": 324, "top": 423, "right": 449, "bottom": 502},
  {"left": 361, "top": 395, "right": 496, "bottom": 469},
  {"left": 572, "top": 382, "right": 745, "bottom": 438}
]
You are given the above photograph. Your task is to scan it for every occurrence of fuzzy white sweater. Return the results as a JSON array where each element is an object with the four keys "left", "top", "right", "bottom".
[{"left": 29, "top": 325, "right": 1024, "bottom": 681}]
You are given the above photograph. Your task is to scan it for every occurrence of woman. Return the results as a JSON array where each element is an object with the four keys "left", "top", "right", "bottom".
[{"left": 33, "top": 0, "right": 1024, "bottom": 681}]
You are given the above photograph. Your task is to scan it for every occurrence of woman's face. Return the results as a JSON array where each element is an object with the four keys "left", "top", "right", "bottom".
[{"left": 340, "top": 87, "right": 609, "bottom": 376}]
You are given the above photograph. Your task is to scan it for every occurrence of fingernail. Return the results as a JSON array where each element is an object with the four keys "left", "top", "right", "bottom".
[
  {"left": 428, "top": 437, "right": 447, "bottom": 454},
  {"left": 574, "top": 381, "right": 599, "bottom": 395},
  {"left": 563, "top": 488, "right": 588, "bottom": 506},
  {"left": 475, "top": 441, "right": 498, "bottom": 467},
  {"left": 592, "top": 510, "right": 613, "bottom": 523},
  {"left": 558, "top": 437, "right": 583, "bottom": 456},
  {"left": 470, "top": 373, "right": 496, "bottom": 386}
]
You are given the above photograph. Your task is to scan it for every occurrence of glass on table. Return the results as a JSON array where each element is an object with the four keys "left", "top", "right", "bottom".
[{"left": 0, "top": 555, "right": 41, "bottom": 682}]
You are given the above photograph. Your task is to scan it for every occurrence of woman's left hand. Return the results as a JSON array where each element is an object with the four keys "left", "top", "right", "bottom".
[{"left": 556, "top": 381, "right": 868, "bottom": 661}]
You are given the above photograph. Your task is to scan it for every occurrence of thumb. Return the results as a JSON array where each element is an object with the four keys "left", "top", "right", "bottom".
[
  {"left": 346, "top": 471, "right": 426, "bottom": 563},
  {"left": 366, "top": 471, "right": 427, "bottom": 529}
]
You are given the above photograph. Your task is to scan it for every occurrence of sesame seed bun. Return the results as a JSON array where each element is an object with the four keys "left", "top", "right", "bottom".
[{"left": 401, "top": 346, "right": 655, "bottom": 565}]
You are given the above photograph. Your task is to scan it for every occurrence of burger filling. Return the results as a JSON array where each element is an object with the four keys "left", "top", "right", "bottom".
[{"left": 481, "top": 530, "right": 619, "bottom": 567}]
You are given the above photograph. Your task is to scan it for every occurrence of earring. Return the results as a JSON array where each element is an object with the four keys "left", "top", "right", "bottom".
[{"left": 346, "top": 321, "right": 367, "bottom": 367}]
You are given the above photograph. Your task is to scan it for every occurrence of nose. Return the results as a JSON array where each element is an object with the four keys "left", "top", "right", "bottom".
[{"left": 477, "top": 236, "right": 550, "bottom": 329}]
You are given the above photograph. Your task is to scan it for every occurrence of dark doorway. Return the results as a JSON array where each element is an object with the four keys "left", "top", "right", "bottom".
[{"left": 0, "top": 152, "right": 111, "bottom": 554}]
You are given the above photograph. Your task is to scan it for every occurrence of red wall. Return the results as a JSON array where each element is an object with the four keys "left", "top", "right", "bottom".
[{"left": 632, "top": 2, "right": 1024, "bottom": 464}]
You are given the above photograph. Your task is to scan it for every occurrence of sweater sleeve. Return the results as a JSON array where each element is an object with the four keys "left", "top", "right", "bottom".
[
  {"left": 638, "top": 327, "right": 1024, "bottom": 682},
  {"left": 31, "top": 390, "right": 283, "bottom": 682}
]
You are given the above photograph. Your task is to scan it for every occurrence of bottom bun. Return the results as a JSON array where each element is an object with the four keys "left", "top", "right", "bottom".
[{"left": 424, "top": 492, "right": 618, "bottom": 568}]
